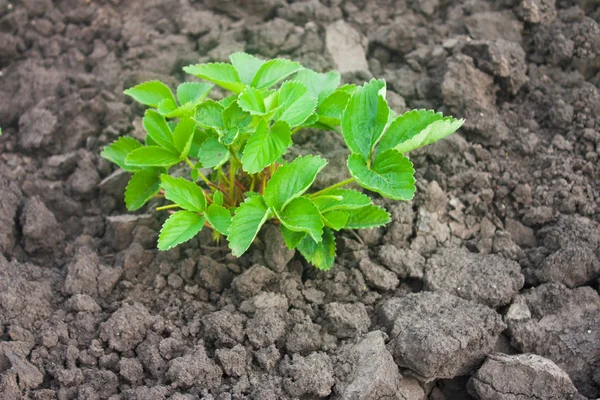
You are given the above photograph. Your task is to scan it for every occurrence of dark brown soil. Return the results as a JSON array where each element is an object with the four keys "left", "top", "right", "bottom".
[{"left": 0, "top": 0, "right": 599, "bottom": 399}]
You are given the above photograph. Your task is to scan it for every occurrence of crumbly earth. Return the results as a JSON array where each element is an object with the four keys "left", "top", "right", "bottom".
[{"left": 0, "top": 0, "right": 599, "bottom": 399}]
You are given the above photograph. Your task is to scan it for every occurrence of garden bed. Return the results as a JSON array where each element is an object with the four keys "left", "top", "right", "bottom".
[{"left": 0, "top": 0, "right": 598, "bottom": 399}]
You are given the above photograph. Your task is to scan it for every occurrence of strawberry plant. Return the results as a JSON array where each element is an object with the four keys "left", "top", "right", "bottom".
[{"left": 101, "top": 53, "right": 464, "bottom": 270}]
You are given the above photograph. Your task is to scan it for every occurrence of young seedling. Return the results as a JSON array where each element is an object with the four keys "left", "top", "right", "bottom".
[{"left": 101, "top": 53, "right": 464, "bottom": 270}]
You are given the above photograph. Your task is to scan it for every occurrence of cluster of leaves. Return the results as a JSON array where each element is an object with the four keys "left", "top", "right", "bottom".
[{"left": 101, "top": 53, "right": 463, "bottom": 270}]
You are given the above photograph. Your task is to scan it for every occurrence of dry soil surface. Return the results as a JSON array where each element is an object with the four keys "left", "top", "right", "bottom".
[{"left": 0, "top": 0, "right": 599, "bottom": 399}]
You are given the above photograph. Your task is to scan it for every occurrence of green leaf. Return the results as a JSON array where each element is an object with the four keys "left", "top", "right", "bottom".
[
  {"left": 213, "top": 191, "right": 224, "bottom": 206},
  {"left": 125, "top": 146, "right": 180, "bottom": 168},
  {"left": 341, "top": 79, "right": 389, "bottom": 159},
  {"left": 251, "top": 58, "right": 303, "bottom": 90},
  {"left": 321, "top": 210, "right": 349, "bottom": 231},
  {"left": 189, "top": 127, "right": 216, "bottom": 159},
  {"left": 237, "top": 87, "right": 267, "bottom": 115},
  {"left": 160, "top": 174, "right": 206, "bottom": 212},
  {"left": 394, "top": 114, "right": 464, "bottom": 154},
  {"left": 311, "top": 189, "right": 372, "bottom": 213},
  {"left": 347, "top": 149, "right": 416, "bottom": 200},
  {"left": 222, "top": 101, "right": 253, "bottom": 145},
  {"left": 230, "top": 52, "right": 265, "bottom": 86},
  {"left": 101, "top": 137, "right": 143, "bottom": 172},
  {"left": 281, "top": 225, "right": 306, "bottom": 249},
  {"left": 297, "top": 228, "right": 336, "bottom": 270},
  {"left": 241, "top": 120, "right": 291, "bottom": 174},
  {"left": 378, "top": 109, "right": 441, "bottom": 153},
  {"left": 274, "top": 81, "right": 317, "bottom": 127},
  {"left": 277, "top": 196, "right": 324, "bottom": 243},
  {"left": 228, "top": 195, "right": 271, "bottom": 257},
  {"left": 177, "top": 82, "right": 213, "bottom": 106},
  {"left": 156, "top": 98, "right": 179, "bottom": 116},
  {"left": 345, "top": 204, "right": 391, "bottom": 229},
  {"left": 183, "top": 63, "right": 246, "bottom": 93},
  {"left": 294, "top": 69, "right": 340, "bottom": 105},
  {"left": 195, "top": 100, "right": 224, "bottom": 130},
  {"left": 173, "top": 117, "right": 196, "bottom": 158},
  {"left": 205, "top": 204, "right": 232, "bottom": 235},
  {"left": 158, "top": 211, "right": 205, "bottom": 251},
  {"left": 264, "top": 155, "right": 327, "bottom": 211},
  {"left": 223, "top": 101, "right": 253, "bottom": 131},
  {"left": 219, "top": 95, "right": 237, "bottom": 108},
  {"left": 143, "top": 110, "right": 176, "bottom": 153},
  {"left": 124, "top": 80, "right": 176, "bottom": 107},
  {"left": 317, "top": 89, "right": 351, "bottom": 128},
  {"left": 124, "top": 168, "right": 161, "bottom": 211},
  {"left": 197, "top": 137, "right": 229, "bottom": 169}
]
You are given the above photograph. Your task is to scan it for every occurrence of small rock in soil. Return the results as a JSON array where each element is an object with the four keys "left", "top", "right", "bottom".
[
  {"left": 462, "top": 39, "right": 528, "bottom": 94},
  {"left": 325, "top": 20, "right": 369, "bottom": 73},
  {"left": 216, "top": 344, "right": 247, "bottom": 377},
  {"left": 468, "top": 353, "right": 580, "bottom": 400},
  {"left": 464, "top": 11, "right": 523, "bottom": 43},
  {"left": 378, "top": 245, "right": 426, "bottom": 279},
  {"left": 521, "top": 206, "right": 554, "bottom": 226},
  {"left": 81, "top": 369, "right": 119, "bottom": 398},
  {"left": 359, "top": 258, "right": 399, "bottom": 291},
  {"left": 232, "top": 264, "right": 276, "bottom": 298},
  {"left": 98, "top": 169, "right": 129, "bottom": 197},
  {"left": 65, "top": 294, "right": 101, "bottom": 313},
  {"left": 281, "top": 352, "right": 335, "bottom": 397},
  {"left": 398, "top": 377, "right": 427, "bottom": 400},
  {"left": 197, "top": 255, "right": 234, "bottom": 292},
  {"left": 239, "top": 291, "right": 289, "bottom": 315},
  {"left": 129, "top": 385, "right": 169, "bottom": 399},
  {"left": 118, "top": 357, "right": 145, "bottom": 385},
  {"left": 525, "top": 215, "right": 600, "bottom": 287},
  {"left": 245, "top": 308, "right": 287, "bottom": 349},
  {"left": 20, "top": 196, "right": 65, "bottom": 254},
  {"left": 0, "top": 177, "right": 20, "bottom": 255},
  {"left": 0, "top": 256, "right": 58, "bottom": 330},
  {"left": 424, "top": 247, "right": 524, "bottom": 308},
  {"left": 0, "top": 344, "right": 44, "bottom": 391},
  {"left": 517, "top": 0, "right": 557, "bottom": 24},
  {"left": 285, "top": 310, "right": 322, "bottom": 355},
  {"left": 18, "top": 106, "right": 57, "bottom": 150},
  {"left": 55, "top": 368, "right": 84, "bottom": 387},
  {"left": 253, "top": 344, "right": 281, "bottom": 372},
  {"left": 334, "top": 330, "right": 409, "bottom": 400},
  {"left": 65, "top": 247, "right": 122, "bottom": 298},
  {"left": 442, "top": 54, "right": 508, "bottom": 146},
  {"left": 202, "top": 310, "right": 245, "bottom": 347},
  {"left": 166, "top": 344, "right": 222, "bottom": 389},
  {"left": 99, "top": 302, "right": 153, "bottom": 352},
  {"left": 67, "top": 155, "right": 100, "bottom": 199},
  {"left": 324, "top": 302, "right": 371, "bottom": 339},
  {"left": 262, "top": 224, "right": 295, "bottom": 272},
  {"left": 203, "top": 0, "right": 284, "bottom": 20},
  {"left": 506, "top": 283, "right": 600, "bottom": 398},
  {"left": 136, "top": 336, "right": 168, "bottom": 380},
  {"left": 505, "top": 218, "right": 537, "bottom": 248},
  {"left": 105, "top": 214, "right": 154, "bottom": 252},
  {"left": 379, "top": 291, "right": 505, "bottom": 381}
]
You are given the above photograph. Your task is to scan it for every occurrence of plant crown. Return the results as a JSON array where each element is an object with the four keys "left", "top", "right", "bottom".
[{"left": 101, "top": 53, "right": 464, "bottom": 270}]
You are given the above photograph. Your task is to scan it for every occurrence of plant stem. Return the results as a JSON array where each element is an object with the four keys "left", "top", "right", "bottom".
[
  {"left": 310, "top": 177, "right": 355, "bottom": 197},
  {"left": 156, "top": 204, "right": 180, "bottom": 211},
  {"left": 185, "top": 157, "right": 211, "bottom": 187},
  {"left": 229, "top": 161, "right": 237, "bottom": 205}
]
